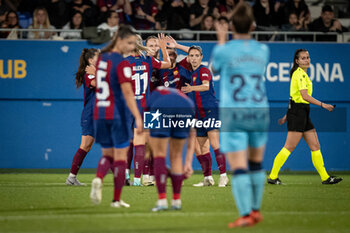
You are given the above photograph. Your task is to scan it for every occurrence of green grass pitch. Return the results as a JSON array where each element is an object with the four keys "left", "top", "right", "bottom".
[{"left": 0, "top": 171, "right": 349, "bottom": 233}]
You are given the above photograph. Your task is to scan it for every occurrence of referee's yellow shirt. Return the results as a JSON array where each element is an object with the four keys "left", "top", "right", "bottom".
[{"left": 290, "top": 67, "right": 313, "bottom": 104}]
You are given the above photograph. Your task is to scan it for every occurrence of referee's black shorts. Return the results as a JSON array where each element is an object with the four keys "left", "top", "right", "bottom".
[{"left": 287, "top": 101, "right": 314, "bottom": 132}]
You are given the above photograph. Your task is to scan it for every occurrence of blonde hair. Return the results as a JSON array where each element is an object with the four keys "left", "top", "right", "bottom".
[
  {"left": 134, "top": 34, "right": 152, "bottom": 56},
  {"left": 32, "top": 7, "right": 51, "bottom": 39}
]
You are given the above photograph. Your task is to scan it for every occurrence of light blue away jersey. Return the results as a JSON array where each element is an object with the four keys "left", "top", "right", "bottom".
[{"left": 211, "top": 39, "right": 270, "bottom": 108}]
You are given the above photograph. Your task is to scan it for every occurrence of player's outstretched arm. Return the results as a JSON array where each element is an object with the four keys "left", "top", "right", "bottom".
[
  {"left": 121, "top": 82, "right": 143, "bottom": 134},
  {"left": 158, "top": 33, "right": 171, "bottom": 69},
  {"left": 165, "top": 35, "right": 190, "bottom": 53},
  {"left": 214, "top": 21, "right": 229, "bottom": 45},
  {"left": 181, "top": 81, "right": 210, "bottom": 93}
]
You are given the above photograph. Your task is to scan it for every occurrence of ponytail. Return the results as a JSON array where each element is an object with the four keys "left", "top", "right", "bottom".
[
  {"left": 290, "top": 48, "right": 308, "bottom": 78},
  {"left": 134, "top": 34, "right": 152, "bottom": 57}
]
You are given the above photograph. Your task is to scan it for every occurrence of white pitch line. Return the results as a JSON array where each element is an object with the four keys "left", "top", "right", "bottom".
[{"left": 0, "top": 211, "right": 349, "bottom": 221}]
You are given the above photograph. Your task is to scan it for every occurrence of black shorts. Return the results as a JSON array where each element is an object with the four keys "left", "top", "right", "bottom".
[{"left": 287, "top": 101, "right": 314, "bottom": 132}]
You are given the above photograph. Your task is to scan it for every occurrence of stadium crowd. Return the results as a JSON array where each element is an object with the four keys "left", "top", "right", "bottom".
[{"left": 0, "top": 0, "right": 349, "bottom": 40}]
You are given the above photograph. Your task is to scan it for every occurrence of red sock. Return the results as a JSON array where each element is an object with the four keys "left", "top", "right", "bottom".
[
  {"left": 214, "top": 149, "right": 226, "bottom": 174},
  {"left": 112, "top": 160, "right": 126, "bottom": 202},
  {"left": 196, "top": 154, "right": 206, "bottom": 176},
  {"left": 149, "top": 153, "right": 154, "bottom": 176},
  {"left": 197, "top": 153, "right": 211, "bottom": 176},
  {"left": 154, "top": 157, "right": 167, "bottom": 198},
  {"left": 127, "top": 142, "right": 133, "bottom": 170},
  {"left": 96, "top": 156, "right": 113, "bottom": 180},
  {"left": 134, "top": 145, "right": 145, "bottom": 178},
  {"left": 143, "top": 157, "right": 150, "bottom": 175},
  {"left": 204, "top": 152, "right": 212, "bottom": 176},
  {"left": 70, "top": 148, "right": 87, "bottom": 175},
  {"left": 171, "top": 173, "right": 183, "bottom": 200}
]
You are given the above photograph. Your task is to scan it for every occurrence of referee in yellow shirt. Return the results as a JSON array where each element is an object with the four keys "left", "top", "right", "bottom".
[{"left": 268, "top": 49, "right": 343, "bottom": 185}]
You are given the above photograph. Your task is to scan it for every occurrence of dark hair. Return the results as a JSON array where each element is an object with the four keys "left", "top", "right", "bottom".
[
  {"left": 188, "top": 45, "right": 203, "bottom": 55},
  {"left": 6, "top": 10, "right": 19, "bottom": 28},
  {"left": 217, "top": 16, "right": 229, "bottom": 24},
  {"left": 75, "top": 48, "right": 99, "bottom": 88},
  {"left": 107, "top": 10, "right": 118, "bottom": 18},
  {"left": 290, "top": 48, "right": 308, "bottom": 78},
  {"left": 232, "top": 2, "right": 254, "bottom": 34},
  {"left": 201, "top": 14, "right": 214, "bottom": 30},
  {"left": 101, "top": 24, "right": 138, "bottom": 53},
  {"left": 69, "top": 11, "right": 84, "bottom": 29},
  {"left": 145, "top": 35, "right": 157, "bottom": 45},
  {"left": 322, "top": 5, "right": 333, "bottom": 13}
]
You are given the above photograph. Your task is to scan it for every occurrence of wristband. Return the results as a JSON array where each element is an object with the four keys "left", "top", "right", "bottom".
[{"left": 320, "top": 102, "right": 323, "bottom": 108}]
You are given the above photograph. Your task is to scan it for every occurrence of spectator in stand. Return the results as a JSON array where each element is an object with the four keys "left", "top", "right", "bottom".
[
  {"left": 0, "top": 10, "right": 21, "bottom": 38},
  {"left": 283, "top": 0, "right": 310, "bottom": 27},
  {"left": 189, "top": 0, "right": 219, "bottom": 30},
  {"left": 97, "top": 10, "right": 119, "bottom": 37},
  {"left": 28, "top": 7, "right": 56, "bottom": 39},
  {"left": 156, "top": 0, "right": 190, "bottom": 35},
  {"left": 308, "top": 5, "right": 348, "bottom": 41},
  {"left": 199, "top": 14, "right": 216, "bottom": 40},
  {"left": 68, "top": 0, "right": 98, "bottom": 26},
  {"left": 131, "top": 0, "right": 158, "bottom": 30},
  {"left": 217, "top": 0, "right": 240, "bottom": 20},
  {"left": 60, "top": 11, "right": 84, "bottom": 39},
  {"left": 0, "top": 0, "right": 11, "bottom": 25},
  {"left": 96, "top": 0, "right": 132, "bottom": 24},
  {"left": 281, "top": 11, "right": 307, "bottom": 41},
  {"left": 45, "top": 0, "right": 69, "bottom": 29},
  {"left": 253, "top": 0, "right": 278, "bottom": 29}
]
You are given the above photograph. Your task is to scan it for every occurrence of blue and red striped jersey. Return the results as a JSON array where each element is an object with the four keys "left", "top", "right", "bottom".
[
  {"left": 189, "top": 65, "right": 218, "bottom": 119},
  {"left": 94, "top": 52, "right": 132, "bottom": 120},
  {"left": 159, "top": 58, "right": 191, "bottom": 89},
  {"left": 83, "top": 73, "right": 96, "bottom": 108},
  {"left": 126, "top": 55, "right": 162, "bottom": 109}
]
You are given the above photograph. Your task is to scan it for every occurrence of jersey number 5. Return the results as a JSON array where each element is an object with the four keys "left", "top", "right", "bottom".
[{"left": 96, "top": 61, "right": 110, "bottom": 107}]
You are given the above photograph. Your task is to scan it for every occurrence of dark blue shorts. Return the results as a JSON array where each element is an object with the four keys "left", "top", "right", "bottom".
[
  {"left": 94, "top": 119, "right": 132, "bottom": 148},
  {"left": 81, "top": 110, "right": 94, "bottom": 136},
  {"left": 196, "top": 107, "right": 219, "bottom": 137}
]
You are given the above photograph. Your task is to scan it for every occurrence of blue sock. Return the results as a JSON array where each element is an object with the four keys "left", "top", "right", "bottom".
[
  {"left": 249, "top": 170, "right": 266, "bottom": 211},
  {"left": 231, "top": 172, "right": 252, "bottom": 216}
]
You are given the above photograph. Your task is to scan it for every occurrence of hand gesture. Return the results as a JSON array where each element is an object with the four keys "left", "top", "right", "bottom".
[
  {"left": 322, "top": 103, "right": 335, "bottom": 112},
  {"left": 278, "top": 114, "right": 287, "bottom": 125},
  {"left": 181, "top": 83, "right": 192, "bottom": 93},
  {"left": 215, "top": 21, "right": 228, "bottom": 45},
  {"left": 157, "top": 33, "right": 167, "bottom": 49},
  {"left": 85, "top": 65, "right": 96, "bottom": 75},
  {"left": 165, "top": 35, "right": 177, "bottom": 48},
  {"left": 183, "top": 162, "right": 193, "bottom": 179}
]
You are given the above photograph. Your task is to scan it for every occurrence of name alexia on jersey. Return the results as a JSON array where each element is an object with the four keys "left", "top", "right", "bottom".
[{"left": 133, "top": 65, "right": 146, "bottom": 71}]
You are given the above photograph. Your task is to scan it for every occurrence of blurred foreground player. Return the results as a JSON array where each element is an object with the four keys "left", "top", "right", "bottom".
[
  {"left": 66, "top": 48, "right": 99, "bottom": 186},
  {"left": 212, "top": 2, "right": 270, "bottom": 227},
  {"left": 90, "top": 25, "right": 143, "bottom": 208},
  {"left": 148, "top": 87, "right": 195, "bottom": 211}
]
